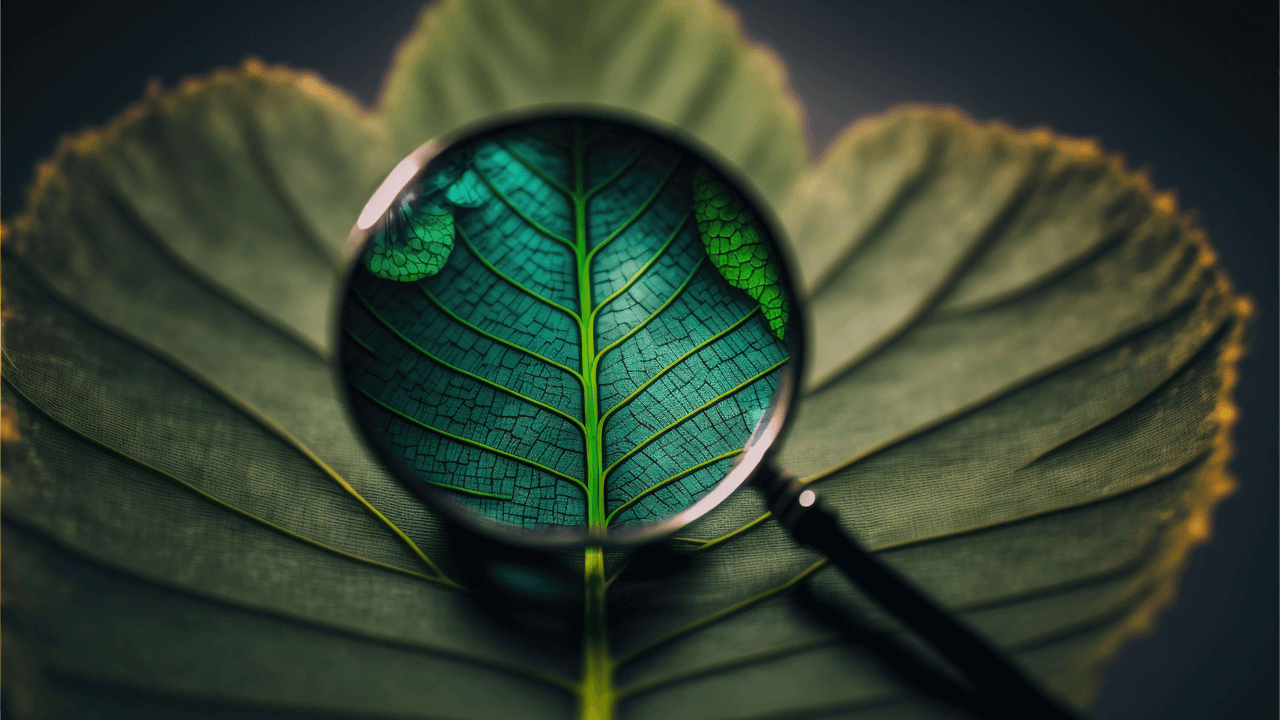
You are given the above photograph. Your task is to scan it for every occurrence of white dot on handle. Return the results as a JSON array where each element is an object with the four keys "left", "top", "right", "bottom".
[{"left": 799, "top": 489, "right": 816, "bottom": 507}]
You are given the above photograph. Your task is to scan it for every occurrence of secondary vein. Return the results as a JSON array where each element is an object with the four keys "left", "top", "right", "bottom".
[
  {"left": 497, "top": 138, "right": 574, "bottom": 197},
  {"left": 457, "top": 224, "right": 581, "bottom": 321},
  {"left": 615, "top": 636, "right": 843, "bottom": 700},
  {"left": 5, "top": 514, "right": 581, "bottom": 693},
  {"left": 589, "top": 210, "right": 692, "bottom": 326},
  {"left": 601, "top": 358, "right": 788, "bottom": 483},
  {"left": 428, "top": 481, "right": 514, "bottom": 501},
  {"left": 586, "top": 157, "right": 683, "bottom": 264},
  {"left": 605, "top": 448, "right": 744, "bottom": 526},
  {"left": 668, "top": 511, "right": 773, "bottom": 551},
  {"left": 350, "top": 291, "right": 585, "bottom": 435},
  {"left": 353, "top": 384, "right": 589, "bottom": 496},
  {"left": 594, "top": 257, "right": 706, "bottom": 366},
  {"left": 585, "top": 144, "right": 643, "bottom": 198},
  {"left": 800, "top": 296, "right": 1222, "bottom": 486},
  {"left": 2, "top": 374, "right": 460, "bottom": 590},
  {"left": 598, "top": 307, "right": 759, "bottom": 433},
  {"left": 5, "top": 262, "right": 450, "bottom": 582},
  {"left": 471, "top": 161, "right": 577, "bottom": 251},
  {"left": 613, "top": 559, "right": 829, "bottom": 667},
  {"left": 418, "top": 285, "right": 585, "bottom": 385}
]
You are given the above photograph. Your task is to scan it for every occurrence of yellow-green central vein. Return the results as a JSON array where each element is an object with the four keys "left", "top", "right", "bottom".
[{"left": 430, "top": 125, "right": 792, "bottom": 720}]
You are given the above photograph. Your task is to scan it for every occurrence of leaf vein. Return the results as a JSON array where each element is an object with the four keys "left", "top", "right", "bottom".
[
  {"left": 586, "top": 157, "right": 682, "bottom": 263},
  {"left": 497, "top": 138, "right": 574, "bottom": 197},
  {"left": 471, "top": 161, "right": 577, "bottom": 251},
  {"left": 1, "top": 375, "right": 459, "bottom": 589},
  {"left": 418, "top": 285, "right": 586, "bottom": 385},
  {"left": 589, "top": 209, "right": 691, "bottom": 324},
  {"left": 602, "top": 358, "right": 787, "bottom": 482},
  {"left": 594, "top": 256, "right": 706, "bottom": 366},
  {"left": 599, "top": 307, "right": 759, "bottom": 432},
  {"left": 353, "top": 384, "right": 589, "bottom": 496},
  {"left": 585, "top": 144, "right": 643, "bottom": 198},
  {"left": 606, "top": 448, "right": 745, "bottom": 526},
  {"left": 456, "top": 223, "right": 581, "bottom": 320},
  {"left": 614, "top": 559, "right": 828, "bottom": 667},
  {"left": 350, "top": 290, "right": 585, "bottom": 434},
  {"left": 2, "top": 516, "right": 578, "bottom": 692},
  {"left": 5, "top": 259, "right": 448, "bottom": 580}
]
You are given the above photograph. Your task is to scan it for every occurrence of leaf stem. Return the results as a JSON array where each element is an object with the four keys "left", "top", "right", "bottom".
[
  {"left": 573, "top": 121, "right": 608, "bottom": 531},
  {"left": 572, "top": 121, "right": 615, "bottom": 720},
  {"left": 579, "top": 545, "right": 615, "bottom": 720}
]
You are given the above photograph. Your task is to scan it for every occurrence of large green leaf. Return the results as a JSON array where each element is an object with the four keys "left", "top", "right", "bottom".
[
  {"left": 1, "top": 3, "right": 1246, "bottom": 720},
  {"left": 378, "top": 0, "right": 809, "bottom": 207},
  {"left": 342, "top": 119, "right": 789, "bottom": 530}
]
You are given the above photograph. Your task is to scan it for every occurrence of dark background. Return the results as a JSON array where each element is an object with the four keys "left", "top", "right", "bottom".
[{"left": 3, "top": 1, "right": 1275, "bottom": 717}]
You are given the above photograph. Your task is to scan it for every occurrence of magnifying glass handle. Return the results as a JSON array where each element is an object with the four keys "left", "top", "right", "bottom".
[{"left": 760, "top": 469, "right": 1083, "bottom": 720}]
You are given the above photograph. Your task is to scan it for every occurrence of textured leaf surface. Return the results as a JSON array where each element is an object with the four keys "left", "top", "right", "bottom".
[
  {"left": 1, "top": 4, "right": 1247, "bottom": 720},
  {"left": 2, "top": 61, "right": 578, "bottom": 720},
  {"left": 693, "top": 166, "right": 790, "bottom": 338},
  {"left": 362, "top": 149, "right": 492, "bottom": 282},
  {"left": 343, "top": 119, "right": 788, "bottom": 529},
  {"left": 364, "top": 200, "right": 455, "bottom": 281},
  {"left": 379, "top": 0, "right": 808, "bottom": 207}
]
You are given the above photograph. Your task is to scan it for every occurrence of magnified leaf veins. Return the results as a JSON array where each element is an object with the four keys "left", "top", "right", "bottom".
[
  {"left": 0, "top": 1, "right": 1248, "bottom": 719},
  {"left": 362, "top": 149, "right": 487, "bottom": 282},
  {"left": 692, "top": 166, "right": 790, "bottom": 339},
  {"left": 343, "top": 119, "right": 791, "bottom": 531}
]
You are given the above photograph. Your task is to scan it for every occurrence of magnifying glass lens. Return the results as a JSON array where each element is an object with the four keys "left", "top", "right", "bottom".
[
  {"left": 337, "top": 115, "right": 1075, "bottom": 716},
  {"left": 339, "top": 115, "right": 800, "bottom": 546}
]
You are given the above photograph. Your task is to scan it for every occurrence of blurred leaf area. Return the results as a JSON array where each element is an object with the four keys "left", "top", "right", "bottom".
[{"left": 0, "top": 1, "right": 1248, "bottom": 718}]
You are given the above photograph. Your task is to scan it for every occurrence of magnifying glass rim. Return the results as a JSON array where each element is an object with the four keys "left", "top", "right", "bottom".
[{"left": 333, "top": 105, "right": 809, "bottom": 549}]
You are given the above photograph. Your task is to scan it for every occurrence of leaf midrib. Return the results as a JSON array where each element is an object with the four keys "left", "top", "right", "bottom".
[{"left": 380, "top": 124, "right": 777, "bottom": 527}]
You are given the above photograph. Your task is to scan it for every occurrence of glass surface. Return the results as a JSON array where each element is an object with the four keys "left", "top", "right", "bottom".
[{"left": 338, "top": 115, "right": 796, "bottom": 540}]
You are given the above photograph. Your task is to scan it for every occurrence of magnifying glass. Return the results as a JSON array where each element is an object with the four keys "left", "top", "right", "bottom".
[{"left": 336, "top": 112, "right": 1077, "bottom": 719}]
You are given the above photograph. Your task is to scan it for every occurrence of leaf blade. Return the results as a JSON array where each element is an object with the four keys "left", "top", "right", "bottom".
[
  {"left": 378, "top": 0, "right": 809, "bottom": 206},
  {"left": 343, "top": 120, "right": 791, "bottom": 529},
  {"left": 1, "top": 19, "right": 1248, "bottom": 720}
]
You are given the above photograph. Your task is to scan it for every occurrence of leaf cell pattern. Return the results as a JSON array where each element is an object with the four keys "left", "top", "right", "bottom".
[
  {"left": 362, "top": 150, "right": 487, "bottom": 282},
  {"left": 0, "top": 12, "right": 1249, "bottom": 719},
  {"left": 363, "top": 200, "right": 455, "bottom": 281},
  {"left": 692, "top": 167, "right": 790, "bottom": 339},
  {"left": 342, "top": 119, "right": 790, "bottom": 530}
]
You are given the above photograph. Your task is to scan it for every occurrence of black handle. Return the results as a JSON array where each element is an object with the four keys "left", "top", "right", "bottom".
[{"left": 761, "top": 468, "right": 1082, "bottom": 719}]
